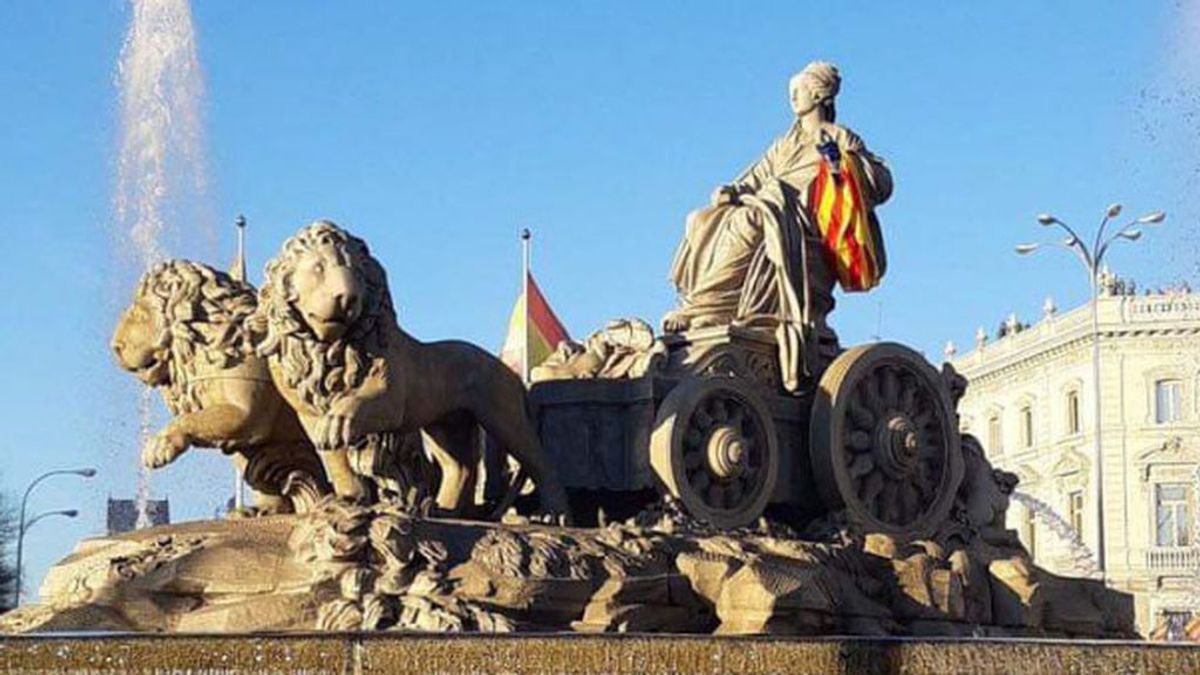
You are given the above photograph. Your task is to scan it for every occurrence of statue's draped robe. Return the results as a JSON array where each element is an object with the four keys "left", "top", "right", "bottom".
[{"left": 669, "top": 121, "right": 893, "bottom": 391}]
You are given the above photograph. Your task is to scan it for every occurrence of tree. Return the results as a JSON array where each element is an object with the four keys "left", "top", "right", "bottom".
[{"left": 0, "top": 487, "right": 16, "bottom": 612}]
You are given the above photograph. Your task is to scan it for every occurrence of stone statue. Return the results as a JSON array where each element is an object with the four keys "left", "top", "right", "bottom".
[
  {"left": 531, "top": 318, "right": 666, "bottom": 382},
  {"left": 252, "top": 220, "right": 569, "bottom": 516},
  {"left": 111, "top": 260, "right": 330, "bottom": 513},
  {"left": 3, "top": 65, "right": 1140, "bottom": 645},
  {"left": 664, "top": 61, "right": 893, "bottom": 390}
]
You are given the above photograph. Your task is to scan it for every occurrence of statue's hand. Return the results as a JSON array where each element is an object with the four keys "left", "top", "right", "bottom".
[
  {"left": 710, "top": 184, "right": 740, "bottom": 207},
  {"left": 834, "top": 126, "right": 865, "bottom": 153},
  {"left": 142, "top": 430, "right": 189, "bottom": 469}
]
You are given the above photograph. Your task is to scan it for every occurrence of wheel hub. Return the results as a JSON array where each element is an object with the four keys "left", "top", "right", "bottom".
[
  {"left": 706, "top": 425, "right": 748, "bottom": 479},
  {"left": 874, "top": 413, "right": 920, "bottom": 478}
]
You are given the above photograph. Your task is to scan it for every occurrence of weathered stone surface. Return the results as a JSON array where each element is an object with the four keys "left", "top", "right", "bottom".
[
  {"left": 0, "top": 500, "right": 1135, "bottom": 639},
  {"left": 53, "top": 64, "right": 1138, "bottom": 644},
  {"left": 253, "top": 221, "right": 569, "bottom": 516},
  {"left": 4, "top": 634, "right": 1197, "bottom": 674},
  {"left": 111, "top": 261, "right": 331, "bottom": 514}
]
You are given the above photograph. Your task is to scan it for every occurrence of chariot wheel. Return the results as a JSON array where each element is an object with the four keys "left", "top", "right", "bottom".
[
  {"left": 651, "top": 377, "right": 780, "bottom": 529},
  {"left": 809, "top": 342, "right": 963, "bottom": 537}
]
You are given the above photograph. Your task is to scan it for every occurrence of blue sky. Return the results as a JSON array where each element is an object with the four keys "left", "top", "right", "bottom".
[{"left": 1, "top": 1, "right": 1197, "bottom": 597}]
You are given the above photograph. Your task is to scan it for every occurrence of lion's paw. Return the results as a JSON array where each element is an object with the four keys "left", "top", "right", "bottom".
[
  {"left": 142, "top": 432, "right": 187, "bottom": 469},
  {"left": 315, "top": 412, "right": 361, "bottom": 450}
]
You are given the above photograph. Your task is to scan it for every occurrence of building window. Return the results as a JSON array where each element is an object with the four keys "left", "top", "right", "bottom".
[
  {"left": 1020, "top": 405, "right": 1034, "bottom": 448},
  {"left": 1066, "top": 390, "right": 1081, "bottom": 435},
  {"left": 1155, "top": 483, "right": 1193, "bottom": 548},
  {"left": 1155, "top": 380, "right": 1183, "bottom": 424},
  {"left": 988, "top": 414, "right": 1002, "bottom": 454},
  {"left": 1068, "top": 490, "right": 1085, "bottom": 537}
]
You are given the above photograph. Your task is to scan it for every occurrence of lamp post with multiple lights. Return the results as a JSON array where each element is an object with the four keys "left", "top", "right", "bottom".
[
  {"left": 1016, "top": 204, "right": 1166, "bottom": 579},
  {"left": 14, "top": 468, "right": 96, "bottom": 606}
]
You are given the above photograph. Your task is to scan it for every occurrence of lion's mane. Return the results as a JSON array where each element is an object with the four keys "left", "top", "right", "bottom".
[
  {"left": 254, "top": 220, "right": 394, "bottom": 415},
  {"left": 131, "top": 260, "right": 259, "bottom": 415}
]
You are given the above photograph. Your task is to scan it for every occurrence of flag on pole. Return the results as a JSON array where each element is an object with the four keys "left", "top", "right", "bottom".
[
  {"left": 808, "top": 150, "right": 884, "bottom": 292},
  {"left": 500, "top": 272, "right": 570, "bottom": 378}
]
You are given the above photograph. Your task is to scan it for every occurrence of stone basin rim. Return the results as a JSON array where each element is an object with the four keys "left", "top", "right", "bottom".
[{"left": 0, "top": 633, "right": 1190, "bottom": 648}]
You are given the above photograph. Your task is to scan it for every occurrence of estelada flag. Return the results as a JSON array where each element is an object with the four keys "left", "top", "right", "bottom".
[
  {"left": 500, "top": 273, "right": 570, "bottom": 377},
  {"left": 808, "top": 151, "right": 884, "bottom": 292}
]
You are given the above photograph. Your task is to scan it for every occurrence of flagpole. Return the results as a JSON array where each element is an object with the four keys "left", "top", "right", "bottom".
[
  {"left": 233, "top": 215, "right": 247, "bottom": 512},
  {"left": 521, "top": 228, "right": 532, "bottom": 386}
]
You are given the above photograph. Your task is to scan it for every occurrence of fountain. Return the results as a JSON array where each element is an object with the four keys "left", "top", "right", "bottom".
[
  {"left": 113, "top": 0, "right": 210, "bottom": 528},
  {"left": 4, "top": 42, "right": 1196, "bottom": 672},
  {"left": 1012, "top": 491, "right": 1101, "bottom": 578}
]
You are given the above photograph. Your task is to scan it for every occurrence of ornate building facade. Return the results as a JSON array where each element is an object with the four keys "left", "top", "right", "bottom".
[{"left": 949, "top": 280, "right": 1200, "bottom": 636}]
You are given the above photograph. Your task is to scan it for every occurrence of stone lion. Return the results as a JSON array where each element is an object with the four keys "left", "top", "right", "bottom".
[
  {"left": 111, "top": 260, "right": 331, "bottom": 513},
  {"left": 253, "top": 220, "right": 569, "bottom": 516},
  {"left": 955, "top": 433, "right": 1019, "bottom": 544}
]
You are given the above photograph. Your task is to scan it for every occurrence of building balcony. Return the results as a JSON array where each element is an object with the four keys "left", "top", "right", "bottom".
[{"left": 1145, "top": 546, "right": 1200, "bottom": 572}]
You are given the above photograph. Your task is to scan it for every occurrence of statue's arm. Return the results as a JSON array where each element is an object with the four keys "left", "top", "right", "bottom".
[
  {"left": 833, "top": 124, "right": 893, "bottom": 205},
  {"left": 731, "top": 138, "right": 782, "bottom": 195},
  {"left": 851, "top": 145, "right": 893, "bottom": 206}
]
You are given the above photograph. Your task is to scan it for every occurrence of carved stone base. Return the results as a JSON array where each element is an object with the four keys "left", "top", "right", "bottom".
[{"left": 1, "top": 503, "right": 1134, "bottom": 639}]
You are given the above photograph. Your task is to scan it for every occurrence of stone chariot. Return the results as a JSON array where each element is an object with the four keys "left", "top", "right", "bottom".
[{"left": 531, "top": 326, "right": 963, "bottom": 535}]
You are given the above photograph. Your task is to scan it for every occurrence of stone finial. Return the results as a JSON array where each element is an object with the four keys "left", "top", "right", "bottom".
[
  {"left": 1043, "top": 296, "right": 1057, "bottom": 319},
  {"left": 1004, "top": 313, "right": 1020, "bottom": 336},
  {"left": 943, "top": 341, "right": 957, "bottom": 360},
  {"left": 1097, "top": 265, "right": 1117, "bottom": 297}
]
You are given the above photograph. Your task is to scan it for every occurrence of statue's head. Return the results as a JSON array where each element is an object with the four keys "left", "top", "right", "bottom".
[
  {"left": 789, "top": 61, "right": 840, "bottom": 119},
  {"left": 255, "top": 221, "right": 393, "bottom": 413},
  {"left": 262, "top": 220, "right": 379, "bottom": 343},
  {"left": 112, "top": 292, "right": 170, "bottom": 386},
  {"left": 111, "top": 260, "right": 258, "bottom": 387}
]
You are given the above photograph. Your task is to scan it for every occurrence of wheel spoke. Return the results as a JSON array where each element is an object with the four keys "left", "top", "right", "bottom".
[
  {"left": 709, "top": 399, "right": 729, "bottom": 423},
  {"left": 901, "top": 483, "right": 920, "bottom": 524},
  {"left": 848, "top": 453, "right": 874, "bottom": 479},
  {"left": 727, "top": 481, "right": 743, "bottom": 507},
  {"left": 880, "top": 481, "right": 899, "bottom": 520},
  {"left": 860, "top": 472, "right": 885, "bottom": 510},
  {"left": 847, "top": 430, "right": 872, "bottom": 453},
  {"left": 729, "top": 406, "right": 745, "bottom": 428},
  {"left": 848, "top": 399, "right": 875, "bottom": 430},
  {"left": 900, "top": 380, "right": 917, "bottom": 413},
  {"left": 866, "top": 378, "right": 884, "bottom": 413},
  {"left": 882, "top": 368, "right": 899, "bottom": 407},
  {"left": 706, "top": 483, "right": 724, "bottom": 508}
]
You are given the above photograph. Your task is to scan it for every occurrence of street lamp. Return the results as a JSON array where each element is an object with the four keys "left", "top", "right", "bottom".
[
  {"left": 14, "top": 468, "right": 96, "bottom": 607},
  {"left": 1016, "top": 204, "right": 1166, "bottom": 580}
]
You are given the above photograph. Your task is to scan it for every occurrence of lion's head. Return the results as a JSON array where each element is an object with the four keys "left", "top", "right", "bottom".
[
  {"left": 255, "top": 220, "right": 393, "bottom": 414},
  {"left": 957, "top": 433, "right": 1019, "bottom": 533},
  {"left": 112, "top": 261, "right": 259, "bottom": 408}
]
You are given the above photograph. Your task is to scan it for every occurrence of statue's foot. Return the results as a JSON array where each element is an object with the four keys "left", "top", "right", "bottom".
[{"left": 661, "top": 310, "right": 691, "bottom": 334}]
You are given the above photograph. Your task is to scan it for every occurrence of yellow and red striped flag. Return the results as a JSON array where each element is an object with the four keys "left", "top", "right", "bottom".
[
  {"left": 500, "top": 273, "right": 570, "bottom": 378},
  {"left": 808, "top": 152, "right": 883, "bottom": 292}
]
